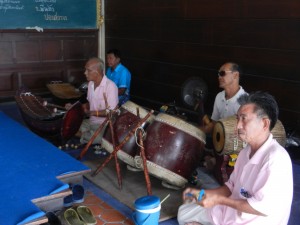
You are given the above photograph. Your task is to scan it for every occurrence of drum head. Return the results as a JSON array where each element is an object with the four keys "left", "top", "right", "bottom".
[
  {"left": 212, "top": 121, "right": 225, "bottom": 154},
  {"left": 61, "top": 101, "right": 84, "bottom": 141},
  {"left": 271, "top": 120, "right": 287, "bottom": 147},
  {"left": 47, "top": 83, "right": 83, "bottom": 99}
]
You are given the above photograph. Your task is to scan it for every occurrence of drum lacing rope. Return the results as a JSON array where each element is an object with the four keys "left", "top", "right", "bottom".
[
  {"left": 233, "top": 136, "right": 247, "bottom": 151},
  {"left": 134, "top": 127, "right": 146, "bottom": 148}
]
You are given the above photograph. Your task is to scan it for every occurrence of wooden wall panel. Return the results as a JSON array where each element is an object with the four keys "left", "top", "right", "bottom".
[
  {"left": 184, "top": 0, "right": 242, "bottom": 18},
  {"left": 105, "top": 1, "right": 184, "bottom": 19},
  {"left": 64, "top": 40, "right": 86, "bottom": 60},
  {"left": 15, "top": 41, "right": 40, "bottom": 63},
  {"left": 105, "top": 0, "right": 300, "bottom": 133},
  {"left": 0, "top": 41, "right": 13, "bottom": 64},
  {"left": 212, "top": 20, "right": 300, "bottom": 50},
  {"left": 66, "top": 68, "right": 86, "bottom": 87},
  {"left": 0, "top": 72, "right": 17, "bottom": 92},
  {"left": 41, "top": 40, "right": 63, "bottom": 61},
  {"left": 243, "top": 76, "right": 300, "bottom": 111},
  {"left": 185, "top": 0, "right": 300, "bottom": 18},
  {"left": 17, "top": 70, "right": 65, "bottom": 92},
  {"left": 0, "top": 30, "right": 98, "bottom": 99},
  {"left": 241, "top": 1, "right": 300, "bottom": 18}
]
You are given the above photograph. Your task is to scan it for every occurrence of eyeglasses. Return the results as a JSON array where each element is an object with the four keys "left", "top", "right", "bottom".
[{"left": 218, "top": 70, "right": 232, "bottom": 77}]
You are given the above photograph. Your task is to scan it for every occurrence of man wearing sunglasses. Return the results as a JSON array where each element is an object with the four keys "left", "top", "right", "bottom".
[
  {"left": 201, "top": 62, "right": 246, "bottom": 134},
  {"left": 199, "top": 62, "right": 247, "bottom": 185}
]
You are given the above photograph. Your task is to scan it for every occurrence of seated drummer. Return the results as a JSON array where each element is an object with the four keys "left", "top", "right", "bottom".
[
  {"left": 178, "top": 91, "right": 293, "bottom": 225},
  {"left": 66, "top": 57, "right": 118, "bottom": 144},
  {"left": 200, "top": 62, "right": 246, "bottom": 134},
  {"left": 198, "top": 62, "right": 247, "bottom": 184}
]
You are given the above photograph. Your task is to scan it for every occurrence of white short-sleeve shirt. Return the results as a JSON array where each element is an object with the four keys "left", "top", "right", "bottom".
[{"left": 211, "top": 86, "right": 246, "bottom": 121}]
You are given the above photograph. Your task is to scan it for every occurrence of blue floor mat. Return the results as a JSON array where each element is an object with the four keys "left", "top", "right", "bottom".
[{"left": 0, "top": 111, "right": 89, "bottom": 225}]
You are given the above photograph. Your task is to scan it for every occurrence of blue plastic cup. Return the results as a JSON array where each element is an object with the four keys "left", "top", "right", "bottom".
[{"left": 132, "top": 195, "right": 161, "bottom": 225}]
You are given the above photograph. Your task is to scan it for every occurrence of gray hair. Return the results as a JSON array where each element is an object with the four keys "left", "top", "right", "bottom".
[
  {"left": 89, "top": 57, "right": 105, "bottom": 72},
  {"left": 238, "top": 91, "right": 279, "bottom": 130}
]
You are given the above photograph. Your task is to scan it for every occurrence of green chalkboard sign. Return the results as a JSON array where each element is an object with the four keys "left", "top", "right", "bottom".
[{"left": 0, "top": 0, "right": 97, "bottom": 30}]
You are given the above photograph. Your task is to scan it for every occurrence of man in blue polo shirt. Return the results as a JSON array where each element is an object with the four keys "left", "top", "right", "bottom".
[{"left": 106, "top": 49, "right": 131, "bottom": 105}]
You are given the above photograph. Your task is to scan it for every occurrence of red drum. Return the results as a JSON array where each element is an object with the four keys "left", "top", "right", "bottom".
[
  {"left": 61, "top": 101, "right": 85, "bottom": 142},
  {"left": 137, "top": 113, "right": 206, "bottom": 189},
  {"left": 102, "top": 101, "right": 155, "bottom": 168}
]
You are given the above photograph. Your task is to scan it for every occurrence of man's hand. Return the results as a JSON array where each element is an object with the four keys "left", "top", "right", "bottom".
[
  {"left": 199, "top": 122, "right": 215, "bottom": 134},
  {"left": 182, "top": 187, "right": 202, "bottom": 204},
  {"left": 199, "top": 189, "right": 222, "bottom": 208}
]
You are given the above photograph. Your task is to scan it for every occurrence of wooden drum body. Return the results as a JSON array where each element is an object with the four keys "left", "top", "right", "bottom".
[
  {"left": 138, "top": 113, "right": 206, "bottom": 189},
  {"left": 213, "top": 115, "right": 286, "bottom": 155},
  {"left": 102, "top": 101, "right": 155, "bottom": 168},
  {"left": 61, "top": 101, "right": 85, "bottom": 142},
  {"left": 15, "top": 88, "right": 84, "bottom": 143}
]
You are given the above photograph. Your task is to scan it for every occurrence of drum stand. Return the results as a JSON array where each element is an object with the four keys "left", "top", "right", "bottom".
[
  {"left": 136, "top": 108, "right": 152, "bottom": 195},
  {"left": 77, "top": 105, "right": 119, "bottom": 160},
  {"left": 77, "top": 94, "right": 124, "bottom": 189},
  {"left": 107, "top": 109, "right": 123, "bottom": 189},
  {"left": 91, "top": 109, "right": 154, "bottom": 192}
]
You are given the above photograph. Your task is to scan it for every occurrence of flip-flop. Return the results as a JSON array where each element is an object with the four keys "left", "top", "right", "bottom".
[
  {"left": 76, "top": 206, "right": 97, "bottom": 225},
  {"left": 64, "top": 208, "right": 86, "bottom": 225}
]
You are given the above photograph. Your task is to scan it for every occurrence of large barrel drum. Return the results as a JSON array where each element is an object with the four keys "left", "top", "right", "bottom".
[
  {"left": 102, "top": 101, "right": 155, "bottom": 168},
  {"left": 212, "top": 115, "right": 286, "bottom": 155},
  {"left": 136, "top": 113, "right": 206, "bottom": 189}
]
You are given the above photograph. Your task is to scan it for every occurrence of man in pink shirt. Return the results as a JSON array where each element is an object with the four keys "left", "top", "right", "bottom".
[
  {"left": 68, "top": 57, "right": 118, "bottom": 144},
  {"left": 177, "top": 91, "right": 293, "bottom": 225}
]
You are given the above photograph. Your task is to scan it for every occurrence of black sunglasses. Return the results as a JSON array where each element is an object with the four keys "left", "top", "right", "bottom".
[{"left": 218, "top": 70, "right": 232, "bottom": 77}]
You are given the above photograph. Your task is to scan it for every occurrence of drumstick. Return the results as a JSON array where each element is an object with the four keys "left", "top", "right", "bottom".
[
  {"left": 103, "top": 92, "right": 109, "bottom": 110},
  {"left": 78, "top": 119, "right": 109, "bottom": 160},
  {"left": 43, "top": 101, "right": 65, "bottom": 110},
  {"left": 161, "top": 193, "right": 170, "bottom": 205}
]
